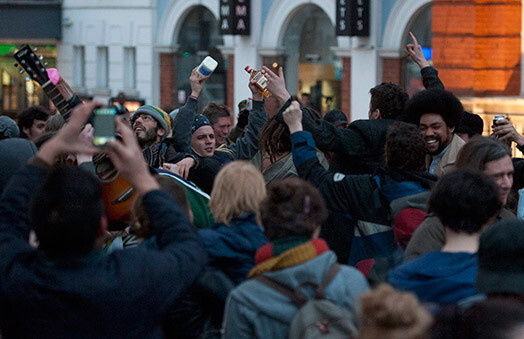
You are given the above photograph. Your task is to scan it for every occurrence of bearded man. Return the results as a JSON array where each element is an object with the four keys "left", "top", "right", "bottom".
[{"left": 131, "top": 105, "right": 195, "bottom": 169}]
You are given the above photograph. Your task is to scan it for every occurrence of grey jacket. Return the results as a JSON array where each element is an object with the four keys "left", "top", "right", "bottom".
[{"left": 221, "top": 251, "right": 369, "bottom": 339}]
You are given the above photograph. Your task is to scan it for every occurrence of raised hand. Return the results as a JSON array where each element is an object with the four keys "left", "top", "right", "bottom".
[
  {"left": 282, "top": 101, "right": 303, "bottom": 134},
  {"left": 492, "top": 118, "right": 524, "bottom": 147},
  {"left": 406, "top": 32, "right": 430, "bottom": 69},
  {"left": 37, "top": 101, "right": 101, "bottom": 165},
  {"left": 76, "top": 123, "right": 94, "bottom": 164},
  {"left": 261, "top": 66, "right": 291, "bottom": 107},
  {"left": 248, "top": 79, "right": 264, "bottom": 101},
  {"left": 190, "top": 66, "right": 211, "bottom": 98}
]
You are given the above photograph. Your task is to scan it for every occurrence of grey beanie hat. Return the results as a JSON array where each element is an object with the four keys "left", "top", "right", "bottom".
[
  {"left": 131, "top": 105, "right": 171, "bottom": 141},
  {"left": 0, "top": 116, "right": 19, "bottom": 138}
]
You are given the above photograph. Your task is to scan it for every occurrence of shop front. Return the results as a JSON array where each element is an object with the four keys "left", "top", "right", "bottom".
[{"left": 280, "top": 4, "right": 340, "bottom": 114}]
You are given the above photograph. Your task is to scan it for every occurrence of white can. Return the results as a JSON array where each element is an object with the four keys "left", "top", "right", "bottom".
[{"left": 196, "top": 56, "right": 218, "bottom": 77}]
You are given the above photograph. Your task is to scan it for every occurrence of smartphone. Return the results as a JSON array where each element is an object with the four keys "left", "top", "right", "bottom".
[{"left": 92, "top": 107, "right": 116, "bottom": 147}]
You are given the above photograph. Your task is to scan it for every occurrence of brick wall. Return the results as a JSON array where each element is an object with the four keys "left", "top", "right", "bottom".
[
  {"left": 432, "top": 0, "right": 521, "bottom": 96},
  {"left": 159, "top": 53, "right": 175, "bottom": 108},
  {"left": 382, "top": 58, "right": 404, "bottom": 85},
  {"left": 341, "top": 57, "right": 351, "bottom": 120},
  {"left": 226, "top": 54, "right": 235, "bottom": 112}
]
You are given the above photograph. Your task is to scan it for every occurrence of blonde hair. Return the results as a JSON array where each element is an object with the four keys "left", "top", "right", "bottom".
[
  {"left": 359, "top": 284, "right": 433, "bottom": 339},
  {"left": 209, "top": 161, "right": 266, "bottom": 225}
]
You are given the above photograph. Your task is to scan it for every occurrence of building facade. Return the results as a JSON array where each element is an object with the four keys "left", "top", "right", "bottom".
[{"left": 53, "top": 0, "right": 524, "bottom": 136}]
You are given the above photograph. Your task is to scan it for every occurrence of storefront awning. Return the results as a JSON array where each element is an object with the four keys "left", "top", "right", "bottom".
[{"left": 0, "top": 2, "right": 61, "bottom": 41}]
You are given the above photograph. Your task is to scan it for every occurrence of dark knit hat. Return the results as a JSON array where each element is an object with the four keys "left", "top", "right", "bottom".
[
  {"left": 477, "top": 220, "right": 524, "bottom": 294},
  {"left": 192, "top": 114, "right": 211, "bottom": 134},
  {"left": 324, "top": 109, "right": 348, "bottom": 127},
  {"left": 0, "top": 116, "right": 19, "bottom": 138},
  {"left": 131, "top": 105, "right": 171, "bottom": 141},
  {"left": 238, "top": 99, "right": 249, "bottom": 112},
  {"left": 456, "top": 111, "right": 484, "bottom": 136}
]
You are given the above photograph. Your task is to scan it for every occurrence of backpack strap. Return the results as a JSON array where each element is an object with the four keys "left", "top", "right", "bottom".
[
  {"left": 315, "top": 263, "right": 340, "bottom": 299},
  {"left": 254, "top": 275, "right": 307, "bottom": 308}
]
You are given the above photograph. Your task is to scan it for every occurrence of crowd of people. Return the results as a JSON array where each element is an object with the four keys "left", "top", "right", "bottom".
[{"left": 1, "top": 34, "right": 524, "bottom": 338}]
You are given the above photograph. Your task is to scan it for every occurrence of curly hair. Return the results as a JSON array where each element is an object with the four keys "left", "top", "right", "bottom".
[
  {"left": 429, "top": 169, "right": 502, "bottom": 234},
  {"left": 369, "top": 83, "right": 409, "bottom": 120},
  {"left": 359, "top": 284, "right": 433, "bottom": 339},
  {"left": 261, "top": 178, "right": 327, "bottom": 241},
  {"left": 385, "top": 122, "right": 427, "bottom": 170},
  {"left": 405, "top": 89, "right": 463, "bottom": 128}
]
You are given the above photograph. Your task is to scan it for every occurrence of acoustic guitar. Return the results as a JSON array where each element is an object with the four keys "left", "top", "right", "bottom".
[{"left": 14, "top": 45, "right": 136, "bottom": 229}]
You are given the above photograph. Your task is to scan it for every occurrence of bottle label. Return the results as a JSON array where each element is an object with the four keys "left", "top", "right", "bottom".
[
  {"left": 198, "top": 65, "right": 212, "bottom": 76},
  {"left": 253, "top": 72, "right": 267, "bottom": 89}
]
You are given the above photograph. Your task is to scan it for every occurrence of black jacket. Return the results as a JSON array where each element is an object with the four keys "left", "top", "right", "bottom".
[
  {"left": 276, "top": 66, "right": 444, "bottom": 175},
  {"left": 0, "top": 163, "right": 207, "bottom": 338}
]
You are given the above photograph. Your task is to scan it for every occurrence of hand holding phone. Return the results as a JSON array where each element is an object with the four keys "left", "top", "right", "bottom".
[{"left": 92, "top": 107, "right": 116, "bottom": 147}]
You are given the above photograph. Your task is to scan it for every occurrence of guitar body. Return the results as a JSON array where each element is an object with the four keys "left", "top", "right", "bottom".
[
  {"left": 102, "top": 175, "right": 137, "bottom": 230},
  {"left": 94, "top": 153, "right": 137, "bottom": 230},
  {"left": 14, "top": 45, "right": 137, "bottom": 230}
]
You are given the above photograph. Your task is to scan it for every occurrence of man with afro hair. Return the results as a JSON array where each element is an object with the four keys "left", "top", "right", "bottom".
[{"left": 406, "top": 88, "right": 465, "bottom": 176}]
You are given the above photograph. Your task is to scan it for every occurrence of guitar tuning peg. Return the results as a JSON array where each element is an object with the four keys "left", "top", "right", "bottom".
[
  {"left": 33, "top": 47, "right": 38, "bottom": 52},
  {"left": 13, "top": 62, "right": 18, "bottom": 67},
  {"left": 36, "top": 61, "right": 40, "bottom": 65},
  {"left": 27, "top": 67, "right": 32, "bottom": 72},
  {"left": 25, "top": 76, "right": 30, "bottom": 82},
  {"left": 21, "top": 60, "right": 26, "bottom": 64},
  {"left": 19, "top": 69, "right": 24, "bottom": 74},
  {"left": 40, "top": 68, "right": 45, "bottom": 73},
  {"left": 38, "top": 55, "right": 44, "bottom": 61},
  {"left": 44, "top": 62, "right": 48, "bottom": 67},
  {"left": 30, "top": 53, "right": 34, "bottom": 58}
]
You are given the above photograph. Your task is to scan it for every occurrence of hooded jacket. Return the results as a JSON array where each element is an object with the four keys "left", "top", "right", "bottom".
[
  {"left": 199, "top": 213, "right": 268, "bottom": 285},
  {"left": 221, "top": 251, "right": 368, "bottom": 339},
  {"left": 388, "top": 251, "right": 478, "bottom": 306}
]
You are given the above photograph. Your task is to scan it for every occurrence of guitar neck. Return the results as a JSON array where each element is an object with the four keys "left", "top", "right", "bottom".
[{"left": 42, "top": 81, "right": 73, "bottom": 121}]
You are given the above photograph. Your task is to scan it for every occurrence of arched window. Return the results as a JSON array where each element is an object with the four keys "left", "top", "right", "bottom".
[
  {"left": 403, "top": 4, "right": 433, "bottom": 97},
  {"left": 281, "top": 5, "right": 339, "bottom": 113},
  {"left": 176, "top": 6, "right": 225, "bottom": 110}
]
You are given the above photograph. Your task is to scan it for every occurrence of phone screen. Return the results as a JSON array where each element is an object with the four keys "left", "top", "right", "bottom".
[{"left": 92, "top": 107, "right": 116, "bottom": 146}]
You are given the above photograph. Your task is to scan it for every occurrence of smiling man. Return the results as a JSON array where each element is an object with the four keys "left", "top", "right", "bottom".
[
  {"left": 406, "top": 88, "right": 464, "bottom": 176},
  {"left": 202, "top": 102, "right": 232, "bottom": 147}
]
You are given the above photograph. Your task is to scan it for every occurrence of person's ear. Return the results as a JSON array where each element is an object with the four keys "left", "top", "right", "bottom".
[
  {"left": 22, "top": 127, "right": 31, "bottom": 137},
  {"left": 370, "top": 109, "right": 381, "bottom": 120},
  {"left": 157, "top": 127, "right": 166, "bottom": 138}
]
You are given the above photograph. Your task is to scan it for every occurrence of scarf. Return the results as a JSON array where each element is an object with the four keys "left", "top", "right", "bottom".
[{"left": 248, "top": 237, "right": 329, "bottom": 278}]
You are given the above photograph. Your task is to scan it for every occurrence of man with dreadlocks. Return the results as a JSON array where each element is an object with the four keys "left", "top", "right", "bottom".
[{"left": 257, "top": 105, "right": 328, "bottom": 185}]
